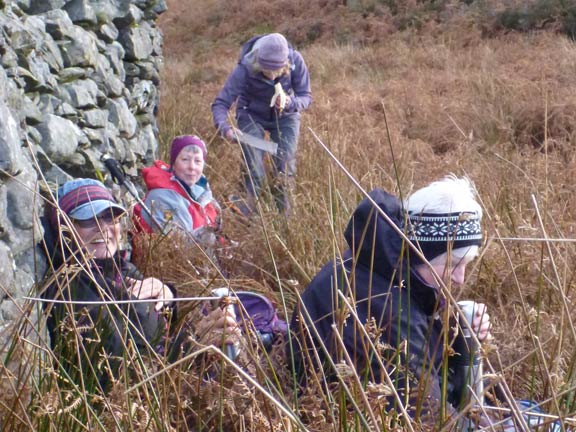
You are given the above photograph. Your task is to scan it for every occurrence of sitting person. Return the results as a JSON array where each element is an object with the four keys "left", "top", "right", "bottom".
[
  {"left": 41, "top": 178, "right": 239, "bottom": 389},
  {"left": 289, "top": 175, "right": 493, "bottom": 427},
  {"left": 134, "top": 135, "right": 221, "bottom": 245}
]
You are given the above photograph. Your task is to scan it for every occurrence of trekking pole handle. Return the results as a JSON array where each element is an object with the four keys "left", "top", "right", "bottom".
[{"left": 103, "top": 156, "right": 127, "bottom": 185}]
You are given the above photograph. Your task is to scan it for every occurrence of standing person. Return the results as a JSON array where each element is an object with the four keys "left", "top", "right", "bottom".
[
  {"left": 134, "top": 135, "right": 222, "bottom": 245},
  {"left": 42, "top": 178, "right": 239, "bottom": 389},
  {"left": 211, "top": 33, "right": 312, "bottom": 216},
  {"left": 290, "top": 175, "right": 493, "bottom": 427}
]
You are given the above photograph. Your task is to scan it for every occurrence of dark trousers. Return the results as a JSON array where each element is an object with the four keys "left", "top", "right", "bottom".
[{"left": 237, "top": 114, "right": 300, "bottom": 214}]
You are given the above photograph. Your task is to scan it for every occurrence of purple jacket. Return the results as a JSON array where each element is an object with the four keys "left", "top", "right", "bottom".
[{"left": 211, "top": 35, "right": 312, "bottom": 136}]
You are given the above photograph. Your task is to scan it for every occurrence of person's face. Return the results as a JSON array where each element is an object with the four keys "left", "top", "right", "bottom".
[
  {"left": 415, "top": 247, "right": 478, "bottom": 289},
  {"left": 172, "top": 147, "right": 204, "bottom": 186},
  {"left": 262, "top": 67, "right": 285, "bottom": 80},
  {"left": 73, "top": 211, "right": 123, "bottom": 259}
]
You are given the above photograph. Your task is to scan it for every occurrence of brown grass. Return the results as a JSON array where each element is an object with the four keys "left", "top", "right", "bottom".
[{"left": 3, "top": 1, "right": 576, "bottom": 431}]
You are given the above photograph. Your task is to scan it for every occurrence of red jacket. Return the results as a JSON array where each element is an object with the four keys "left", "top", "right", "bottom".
[{"left": 134, "top": 160, "right": 220, "bottom": 234}]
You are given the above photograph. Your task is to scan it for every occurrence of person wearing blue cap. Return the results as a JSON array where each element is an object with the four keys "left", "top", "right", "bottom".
[{"left": 41, "top": 178, "right": 239, "bottom": 389}]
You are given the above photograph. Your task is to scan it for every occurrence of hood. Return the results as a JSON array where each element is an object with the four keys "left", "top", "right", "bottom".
[
  {"left": 344, "top": 188, "right": 442, "bottom": 313},
  {"left": 142, "top": 160, "right": 171, "bottom": 190},
  {"left": 344, "top": 188, "right": 407, "bottom": 280}
]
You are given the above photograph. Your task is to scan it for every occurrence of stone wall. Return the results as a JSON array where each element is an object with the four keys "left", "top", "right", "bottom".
[{"left": 0, "top": 0, "right": 166, "bottom": 346}]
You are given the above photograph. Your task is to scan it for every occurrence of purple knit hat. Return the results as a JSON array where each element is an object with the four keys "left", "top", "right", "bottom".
[
  {"left": 170, "top": 135, "right": 207, "bottom": 166},
  {"left": 257, "top": 33, "right": 289, "bottom": 70}
]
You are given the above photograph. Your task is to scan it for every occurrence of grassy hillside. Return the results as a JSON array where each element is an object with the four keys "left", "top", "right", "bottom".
[
  {"left": 2, "top": 1, "right": 576, "bottom": 430},
  {"left": 155, "top": 0, "right": 576, "bottom": 425}
]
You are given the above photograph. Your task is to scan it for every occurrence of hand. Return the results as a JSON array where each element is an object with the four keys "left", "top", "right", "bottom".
[
  {"left": 274, "top": 94, "right": 290, "bottom": 110},
  {"left": 195, "top": 305, "right": 241, "bottom": 347},
  {"left": 126, "top": 277, "right": 174, "bottom": 311},
  {"left": 225, "top": 127, "right": 242, "bottom": 142},
  {"left": 471, "top": 303, "right": 492, "bottom": 342}
]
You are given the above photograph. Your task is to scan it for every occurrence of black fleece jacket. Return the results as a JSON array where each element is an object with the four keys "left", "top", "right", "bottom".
[{"left": 290, "top": 189, "right": 466, "bottom": 418}]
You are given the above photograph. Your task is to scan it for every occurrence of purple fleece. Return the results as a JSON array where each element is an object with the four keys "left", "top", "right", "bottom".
[{"left": 211, "top": 34, "right": 312, "bottom": 137}]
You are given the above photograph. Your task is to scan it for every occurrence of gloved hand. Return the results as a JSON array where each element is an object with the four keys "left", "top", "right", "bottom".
[
  {"left": 196, "top": 304, "right": 241, "bottom": 347},
  {"left": 225, "top": 127, "right": 243, "bottom": 142}
]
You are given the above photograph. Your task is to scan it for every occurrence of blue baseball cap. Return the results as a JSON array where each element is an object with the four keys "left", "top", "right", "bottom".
[{"left": 57, "top": 178, "right": 126, "bottom": 221}]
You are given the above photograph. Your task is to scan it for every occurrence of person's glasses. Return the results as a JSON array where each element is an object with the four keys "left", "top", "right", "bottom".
[{"left": 74, "top": 213, "right": 122, "bottom": 229}]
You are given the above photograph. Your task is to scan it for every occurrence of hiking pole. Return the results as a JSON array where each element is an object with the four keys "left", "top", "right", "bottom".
[
  {"left": 104, "top": 157, "right": 241, "bottom": 359},
  {"left": 456, "top": 300, "right": 485, "bottom": 431},
  {"left": 102, "top": 156, "right": 164, "bottom": 232}
]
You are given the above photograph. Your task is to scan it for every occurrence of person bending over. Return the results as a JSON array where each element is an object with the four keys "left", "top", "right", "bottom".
[
  {"left": 211, "top": 33, "right": 312, "bottom": 216},
  {"left": 290, "top": 175, "right": 492, "bottom": 427}
]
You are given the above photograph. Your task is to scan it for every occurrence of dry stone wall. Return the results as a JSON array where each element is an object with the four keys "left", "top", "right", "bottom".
[{"left": 0, "top": 0, "right": 166, "bottom": 346}]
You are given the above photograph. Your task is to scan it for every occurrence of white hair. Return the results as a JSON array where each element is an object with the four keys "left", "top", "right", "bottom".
[
  {"left": 404, "top": 174, "right": 482, "bottom": 218},
  {"left": 180, "top": 145, "right": 204, "bottom": 157}
]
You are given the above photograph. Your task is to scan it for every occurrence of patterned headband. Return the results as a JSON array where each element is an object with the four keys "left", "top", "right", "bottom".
[{"left": 403, "top": 211, "right": 483, "bottom": 261}]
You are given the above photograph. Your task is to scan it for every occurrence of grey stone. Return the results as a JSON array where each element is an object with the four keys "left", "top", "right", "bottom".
[
  {"left": 135, "top": 60, "right": 159, "bottom": 83},
  {"left": 26, "top": 125, "right": 42, "bottom": 145},
  {"left": 1, "top": 48, "right": 19, "bottom": 69},
  {"left": 106, "top": 98, "right": 137, "bottom": 138},
  {"left": 36, "top": 114, "right": 81, "bottom": 163},
  {"left": 60, "top": 79, "right": 99, "bottom": 109},
  {"left": 147, "top": 0, "right": 167, "bottom": 18},
  {"left": 130, "top": 79, "right": 156, "bottom": 114},
  {"left": 14, "top": 0, "right": 32, "bottom": 11},
  {"left": 149, "top": 24, "right": 163, "bottom": 56},
  {"left": 58, "top": 67, "right": 87, "bottom": 82},
  {"left": 82, "top": 109, "right": 108, "bottom": 128},
  {"left": 22, "top": 51, "right": 58, "bottom": 92},
  {"left": 63, "top": 0, "right": 97, "bottom": 25},
  {"left": 37, "top": 93, "right": 60, "bottom": 115},
  {"left": 38, "top": 39, "right": 64, "bottom": 73},
  {"left": 26, "top": 0, "right": 67, "bottom": 14},
  {"left": 35, "top": 149, "right": 72, "bottom": 186},
  {"left": 22, "top": 94, "right": 43, "bottom": 125},
  {"left": 118, "top": 21, "right": 153, "bottom": 61},
  {"left": 7, "top": 19, "right": 40, "bottom": 56},
  {"left": 105, "top": 41, "right": 125, "bottom": 78},
  {"left": 54, "top": 101, "right": 77, "bottom": 117},
  {"left": 0, "top": 243, "right": 15, "bottom": 294},
  {"left": 78, "top": 147, "right": 105, "bottom": 173},
  {"left": 113, "top": 4, "right": 143, "bottom": 28},
  {"left": 98, "top": 23, "right": 119, "bottom": 42},
  {"left": 124, "top": 61, "right": 140, "bottom": 77},
  {"left": 0, "top": 100, "right": 22, "bottom": 176},
  {"left": 134, "top": 123, "right": 157, "bottom": 163},
  {"left": 92, "top": 0, "right": 130, "bottom": 24},
  {"left": 6, "top": 164, "right": 39, "bottom": 232},
  {"left": 44, "top": 9, "right": 74, "bottom": 40},
  {"left": 59, "top": 26, "right": 99, "bottom": 68},
  {"left": 83, "top": 126, "right": 106, "bottom": 144},
  {"left": 92, "top": 52, "right": 124, "bottom": 97}
]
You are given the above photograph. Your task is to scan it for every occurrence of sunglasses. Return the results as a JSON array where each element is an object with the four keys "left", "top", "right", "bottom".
[{"left": 73, "top": 213, "right": 123, "bottom": 229}]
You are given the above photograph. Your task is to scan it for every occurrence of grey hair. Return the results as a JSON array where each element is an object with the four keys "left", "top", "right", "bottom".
[
  {"left": 404, "top": 174, "right": 482, "bottom": 218},
  {"left": 179, "top": 144, "right": 204, "bottom": 157}
]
